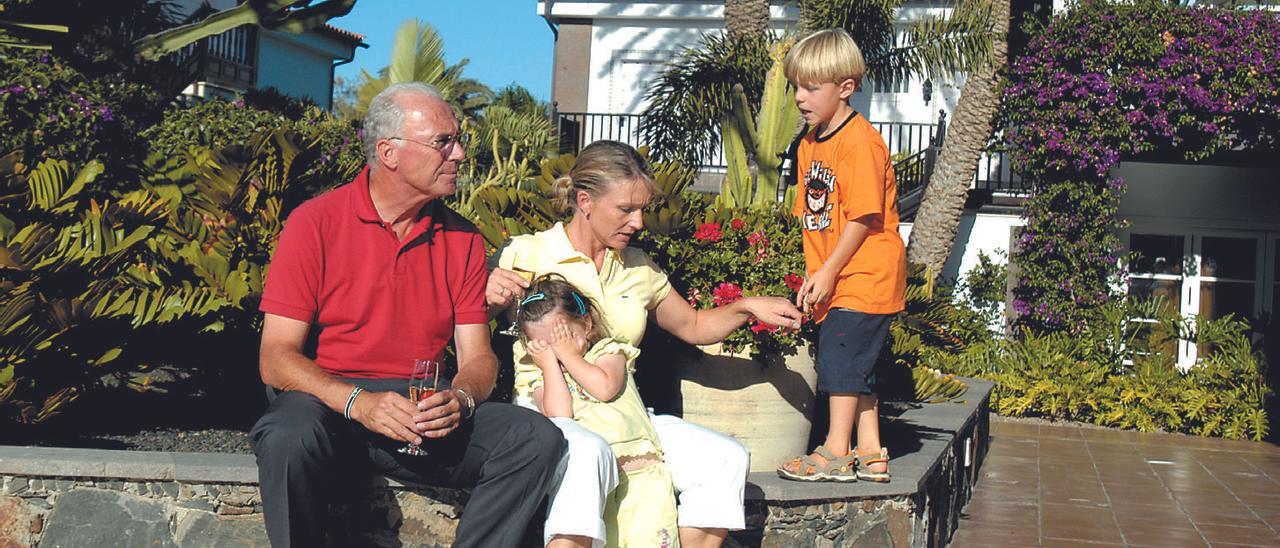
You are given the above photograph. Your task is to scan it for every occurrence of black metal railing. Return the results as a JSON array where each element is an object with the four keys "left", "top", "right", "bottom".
[
  {"left": 555, "top": 111, "right": 942, "bottom": 169},
  {"left": 555, "top": 112, "right": 645, "bottom": 156},
  {"left": 973, "top": 149, "right": 1026, "bottom": 195},
  {"left": 552, "top": 110, "right": 1031, "bottom": 198}
]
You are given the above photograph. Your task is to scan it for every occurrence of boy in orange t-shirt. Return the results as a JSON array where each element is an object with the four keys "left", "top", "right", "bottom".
[{"left": 778, "top": 29, "right": 906, "bottom": 483}]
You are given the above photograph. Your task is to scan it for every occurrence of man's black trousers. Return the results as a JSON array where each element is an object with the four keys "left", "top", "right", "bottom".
[{"left": 250, "top": 380, "right": 567, "bottom": 547}]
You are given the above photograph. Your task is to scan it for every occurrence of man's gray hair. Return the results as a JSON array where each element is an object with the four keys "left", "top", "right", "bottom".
[{"left": 362, "top": 82, "right": 445, "bottom": 165}]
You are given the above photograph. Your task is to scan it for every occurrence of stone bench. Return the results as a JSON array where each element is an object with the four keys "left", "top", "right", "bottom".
[{"left": 0, "top": 378, "right": 992, "bottom": 547}]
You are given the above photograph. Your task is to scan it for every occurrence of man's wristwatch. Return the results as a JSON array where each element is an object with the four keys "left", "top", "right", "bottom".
[{"left": 453, "top": 387, "right": 476, "bottom": 419}]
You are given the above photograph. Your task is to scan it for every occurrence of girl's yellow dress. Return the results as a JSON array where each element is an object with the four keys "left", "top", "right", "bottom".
[{"left": 518, "top": 337, "right": 679, "bottom": 548}]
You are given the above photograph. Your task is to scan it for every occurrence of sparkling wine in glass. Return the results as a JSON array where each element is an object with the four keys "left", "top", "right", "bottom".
[{"left": 399, "top": 359, "right": 440, "bottom": 456}]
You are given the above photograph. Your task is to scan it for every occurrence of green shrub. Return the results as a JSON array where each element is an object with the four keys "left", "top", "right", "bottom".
[
  {"left": 927, "top": 297, "right": 1270, "bottom": 440},
  {"left": 142, "top": 99, "right": 293, "bottom": 156},
  {"left": 957, "top": 250, "right": 1008, "bottom": 327}
]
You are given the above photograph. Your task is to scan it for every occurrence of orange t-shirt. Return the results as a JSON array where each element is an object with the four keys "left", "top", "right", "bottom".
[{"left": 792, "top": 111, "right": 907, "bottom": 322}]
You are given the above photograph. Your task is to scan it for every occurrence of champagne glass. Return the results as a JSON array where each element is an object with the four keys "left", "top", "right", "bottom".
[
  {"left": 399, "top": 358, "right": 440, "bottom": 456},
  {"left": 498, "top": 265, "right": 537, "bottom": 337}
]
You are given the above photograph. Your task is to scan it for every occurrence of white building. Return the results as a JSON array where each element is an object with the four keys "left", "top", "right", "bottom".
[{"left": 169, "top": 0, "right": 366, "bottom": 109}]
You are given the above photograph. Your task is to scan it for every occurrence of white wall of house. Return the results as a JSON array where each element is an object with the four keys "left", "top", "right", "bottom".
[
  {"left": 900, "top": 212, "right": 1024, "bottom": 283},
  {"left": 257, "top": 30, "right": 354, "bottom": 110},
  {"left": 544, "top": 0, "right": 957, "bottom": 126}
]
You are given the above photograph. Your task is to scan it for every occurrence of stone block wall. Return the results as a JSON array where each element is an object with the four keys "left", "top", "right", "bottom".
[
  {"left": 0, "top": 475, "right": 470, "bottom": 547},
  {"left": 0, "top": 380, "right": 992, "bottom": 547}
]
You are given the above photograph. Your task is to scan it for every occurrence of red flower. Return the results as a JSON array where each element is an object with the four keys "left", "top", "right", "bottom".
[
  {"left": 746, "top": 231, "right": 768, "bottom": 247},
  {"left": 749, "top": 320, "right": 780, "bottom": 334},
  {"left": 711, "top": 282, "right": 743, "bottom": 306},
  {"left": 730, "top": 218, "right": 746, "bottom": 231},
  {"left": 784, "top": 272, "right": 805, "bottom": 291},
  {"left": 693, "top": 222, "right": 723, "bottom": 242}
]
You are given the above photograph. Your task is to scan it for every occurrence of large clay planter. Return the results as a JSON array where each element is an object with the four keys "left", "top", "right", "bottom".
[{"left": 675, "top": 343, "right": 818, "bottom": 472}]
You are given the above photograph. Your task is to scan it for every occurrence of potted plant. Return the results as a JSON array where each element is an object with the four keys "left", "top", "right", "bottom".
[{"left": 637, "top": 204, "right": 820, "bottom": 472}]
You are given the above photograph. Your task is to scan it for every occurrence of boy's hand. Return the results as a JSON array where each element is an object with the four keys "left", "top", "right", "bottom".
[
  {"left": 796, "top": 269, "right": 837, "bottom": 314},
  {"left": 549, "top": 318, "right": 587, "bottom": 360},
  {"left": 528, "top": 339, "right": 558, "bottom": 370}
]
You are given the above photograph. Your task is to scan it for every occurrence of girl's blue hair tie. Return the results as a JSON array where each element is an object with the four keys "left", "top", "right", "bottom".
[
  {"left": 571, "top": 293, "right": 587, "bottom": 316},
  {"left": 519, "top": 292, "right": 547, "bottom": 307}
]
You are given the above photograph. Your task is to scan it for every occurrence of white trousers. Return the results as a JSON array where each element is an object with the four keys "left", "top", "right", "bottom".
[{"left": 539, "top": 413, "right": 750, "bottom": 547}]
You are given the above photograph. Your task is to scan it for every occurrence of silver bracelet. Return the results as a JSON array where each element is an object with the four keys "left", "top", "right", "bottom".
[
  {"left": 343, "top": 387, "right": 363, "bottom": 420},
  {"left": 453, "top": 387, "right": 476, "bottom": 419}
]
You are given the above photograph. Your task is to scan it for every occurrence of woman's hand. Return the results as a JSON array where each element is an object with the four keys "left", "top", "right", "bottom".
[
  {"left": 486, "top": 267, "right": 530, "bottom": 309},
  {"left": 743, "top": 296, "right": 805, "bottom": 330}
]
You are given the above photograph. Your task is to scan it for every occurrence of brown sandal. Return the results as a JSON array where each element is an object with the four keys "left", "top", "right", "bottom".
[
  {"left": 777, "top": 446, "right": 857, "bottom": 482},
  {"left": 856, "top": 447, "right": 891, "bottom": 483}
]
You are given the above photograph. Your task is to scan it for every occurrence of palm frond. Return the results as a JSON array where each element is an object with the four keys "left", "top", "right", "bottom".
[
  {"left": 639, "top": 33, "right": 774, "bottom": 167},
  {"left": 873, "top": 0, "right": 998, "bottom": 85}
]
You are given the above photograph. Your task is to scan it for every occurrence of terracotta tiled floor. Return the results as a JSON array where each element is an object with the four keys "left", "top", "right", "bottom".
[{"left": 949, "top": 417, "right": 1280, "bottom": 547}]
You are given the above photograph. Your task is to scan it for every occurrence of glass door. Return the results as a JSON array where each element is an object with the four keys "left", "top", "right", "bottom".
[
  {"left": 1126, "top": 233, "right": 1187, "bottom": 362},
  {"left": 1125, "top": 230, "right": 1266, "bottom": 369}
]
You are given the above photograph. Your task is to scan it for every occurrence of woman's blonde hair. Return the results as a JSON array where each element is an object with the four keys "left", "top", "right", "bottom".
[
  {"left": 783, "top": 28, "right": 866, "bottom": 87},
  {"left": 550, "top": 140, "right": 659, "bottom": 218}
]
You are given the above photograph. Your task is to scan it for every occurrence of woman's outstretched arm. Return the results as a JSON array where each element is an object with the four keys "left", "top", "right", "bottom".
[{"left": 653, "top": 291, "right": 804, "bottom": 346}]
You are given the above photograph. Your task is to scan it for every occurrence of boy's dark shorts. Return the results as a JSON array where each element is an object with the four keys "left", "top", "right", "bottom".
[{"left": 815, "top": 308, "right": 893, "bottom": 395}]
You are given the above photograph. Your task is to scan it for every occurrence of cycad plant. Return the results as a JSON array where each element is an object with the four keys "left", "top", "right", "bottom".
[
  {"left": 0, "top": 129, "right": 348, "bottom": 425},
  {"left": 353, "top": 18, "right": 493, "bottom": 121},
  {"left": 0, "top": 152, "right": 170, "bottom": 424}
]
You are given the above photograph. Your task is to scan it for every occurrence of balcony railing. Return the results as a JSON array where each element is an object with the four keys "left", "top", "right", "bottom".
[
  {"left": 168, "top": 25, "right": 257, "bottom": 96},
  {"left": 555, "top": 112, "right": 941, "bottom": 170},
  {"left": 553, "top": 111, "right": 1030, "bottom": 199}
]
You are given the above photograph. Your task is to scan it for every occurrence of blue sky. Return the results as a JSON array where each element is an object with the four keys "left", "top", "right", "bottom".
[{"left": 329, "top": 1, "right": 555, "bottom": 100}]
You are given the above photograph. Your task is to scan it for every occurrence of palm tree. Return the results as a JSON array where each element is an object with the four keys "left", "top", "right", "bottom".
[
  {"left": 905, "top": 0, "right": 1009, "bottom": 278},
  {"left": 352, "top": 18, "right": 494, "bottom": 120},
  {"left": 641, "top": 0, "right": 998, "bottom": 170},
  {"left": 724, "top": 0, "right": 771, "bottom": 41}
]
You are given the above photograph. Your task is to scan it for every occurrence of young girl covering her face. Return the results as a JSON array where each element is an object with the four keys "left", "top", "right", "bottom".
[{"left": 515, "top": 275, "right": 679, "bottom": 548}]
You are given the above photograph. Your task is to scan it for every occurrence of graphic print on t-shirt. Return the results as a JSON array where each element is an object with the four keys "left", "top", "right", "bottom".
[{"left": 802, "top": 161, "right": 836, "bottom": 232}]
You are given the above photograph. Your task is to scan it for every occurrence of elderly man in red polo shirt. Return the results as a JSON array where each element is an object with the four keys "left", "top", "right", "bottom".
[{"left": 250, "top": 82, "right": 567, "bottom": 547}]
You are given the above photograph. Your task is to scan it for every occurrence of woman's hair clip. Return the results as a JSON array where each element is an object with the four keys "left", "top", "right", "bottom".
[
  {"left": 571, "top": 292, "right": 587, "bottom": 316},
  {"left": 520, "top": 292, "right": 547, "bottom": 307}
]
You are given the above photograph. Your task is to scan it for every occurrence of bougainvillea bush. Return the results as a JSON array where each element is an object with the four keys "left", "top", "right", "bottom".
[
  {"left": 999, "top": 0, "right": 1280, "bottom": 332},
  {"left": 0, "top": 50, "right": 165, "bottom": 175},
  {"left": 637, "top": 204, "right": 812, "bottom": 356}
]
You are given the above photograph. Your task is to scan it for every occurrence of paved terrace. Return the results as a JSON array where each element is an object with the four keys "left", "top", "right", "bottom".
[{"left": 952, "top": 417, "right": 1280, "bottom": 547}]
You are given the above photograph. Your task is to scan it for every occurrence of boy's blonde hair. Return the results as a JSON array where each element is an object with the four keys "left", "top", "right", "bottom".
[{"left": 783, "top": 28, "right": 866, "bottom": 87}]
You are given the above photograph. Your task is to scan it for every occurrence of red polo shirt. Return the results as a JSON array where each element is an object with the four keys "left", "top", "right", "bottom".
[{"left": 259, "top": 167, "right": 489, "bottom": 379}]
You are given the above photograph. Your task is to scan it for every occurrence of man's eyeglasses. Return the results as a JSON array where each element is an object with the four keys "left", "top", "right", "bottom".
[{"left": 389, "top": 134, "right": 469, "bottom": 155}]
